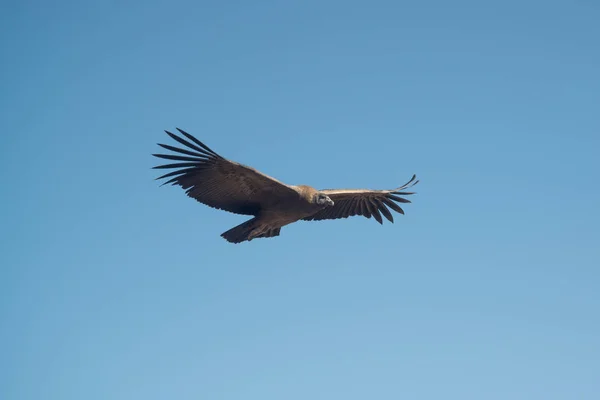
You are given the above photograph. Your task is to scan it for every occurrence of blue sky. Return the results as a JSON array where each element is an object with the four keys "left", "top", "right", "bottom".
[{"left": 1, "top": 1, "right": 599, "bottom": 399}]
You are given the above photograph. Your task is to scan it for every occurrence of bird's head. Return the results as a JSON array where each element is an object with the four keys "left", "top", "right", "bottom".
[{"left": 315, "top": 192, "right": 335, "bottom": 207}]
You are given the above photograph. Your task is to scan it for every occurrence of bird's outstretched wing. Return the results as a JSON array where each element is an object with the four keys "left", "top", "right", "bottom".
[
  {"left": 152, "top": 128, "right": 299, "bottom": 216},
  {"left": 302, "top": 175, "right": 419, "bottom": 224}
]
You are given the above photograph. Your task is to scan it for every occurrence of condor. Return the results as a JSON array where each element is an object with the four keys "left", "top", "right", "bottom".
[{"left": 152, "top": 128, "right": 419, "bottom": 244}]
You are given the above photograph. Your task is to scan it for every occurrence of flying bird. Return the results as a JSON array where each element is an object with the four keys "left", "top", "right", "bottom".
[{"left": 152, "top": 128, "right": 419, "bottom": 243}]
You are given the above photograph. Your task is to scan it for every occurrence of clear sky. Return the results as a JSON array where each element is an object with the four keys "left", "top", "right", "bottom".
[{"left": 1, "top": 1, "right": 599, "bottom": 399}]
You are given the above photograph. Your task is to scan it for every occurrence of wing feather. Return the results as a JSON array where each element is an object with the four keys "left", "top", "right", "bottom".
[
  {"left": 388, "top": 194, "right": 412, "bottom": 203},
  {"left": 377, "top": 200, "right": 394, "bottom": 223},
  {"left": 153, "top": 154, "right": 209, "bottom": 162},
  {"left": 349, "top": 197, "right": 361, "bottom": 217},
  {"left": 381, "top": 197, "right": 405, "bottom": 215},
  {"left": 361, "top": 200, "right": 371, "bottom": 218},
  {"left": 153, "top": 128, "right": 299, "bottom": 216},
  {"left": 369, "top": 198, "right": 383, "bottom": 224}
]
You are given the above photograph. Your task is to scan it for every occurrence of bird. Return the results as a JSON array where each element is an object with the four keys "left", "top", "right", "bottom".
[{"left": 152, "top": 128, "right": 419, "bottom": 244}]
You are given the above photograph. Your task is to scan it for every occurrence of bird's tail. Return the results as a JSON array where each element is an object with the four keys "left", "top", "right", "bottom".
[
  {"left": 221, "top": 218, "right": 257, "bottom": 243},
  {"left": 221, "top": 218, "right": 281, "bottom": 244}
]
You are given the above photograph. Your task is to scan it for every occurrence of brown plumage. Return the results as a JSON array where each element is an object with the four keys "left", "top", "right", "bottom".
[{"left": 152, "top": 128, "right": 419, "bottom": 243}]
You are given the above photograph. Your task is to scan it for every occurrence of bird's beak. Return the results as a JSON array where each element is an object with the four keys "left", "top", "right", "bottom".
[{"left": 327, "top": 198, "right": 335, "bottom": 206}]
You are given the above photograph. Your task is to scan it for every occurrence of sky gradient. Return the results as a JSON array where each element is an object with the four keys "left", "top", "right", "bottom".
[{"left": 2, "top": 1, "right": 599, "bottom": 399}]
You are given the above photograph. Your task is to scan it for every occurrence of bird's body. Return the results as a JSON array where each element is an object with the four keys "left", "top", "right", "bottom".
[
  {"left": 152, "top": 128, "right": 418, "bottom": 243},
  {"left": 221, "top": 187, "right": 325, "bottom": 242}
]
